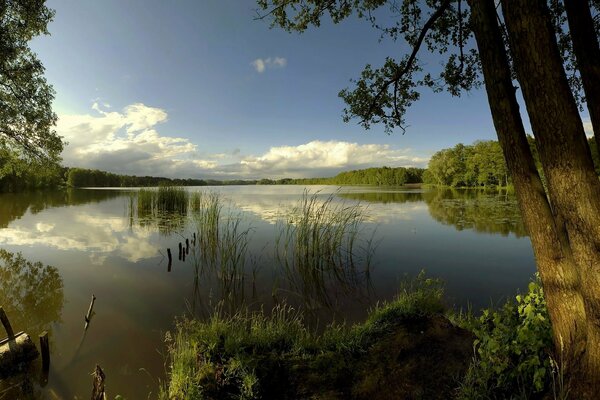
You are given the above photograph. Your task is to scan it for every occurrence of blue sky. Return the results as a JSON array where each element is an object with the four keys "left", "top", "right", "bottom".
[{"left": 30, "top": 0, "right": 578, "bottom": 179}]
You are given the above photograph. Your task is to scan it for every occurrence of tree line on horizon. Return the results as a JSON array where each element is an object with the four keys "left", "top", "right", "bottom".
[{"left": 2, "top": 138, "right": 597, "bottom": 192}]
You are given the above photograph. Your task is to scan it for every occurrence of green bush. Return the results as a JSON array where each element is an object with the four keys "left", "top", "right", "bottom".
[{"left": 457, "top": 275, "right": 553, "bottom": 399}]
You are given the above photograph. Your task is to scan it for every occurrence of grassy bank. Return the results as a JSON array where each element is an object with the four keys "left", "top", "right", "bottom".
[
  {"left": 160, "top": 274, "right": 561, "bottom": 400},
  {"left": 160, "top": 274, "right": 468, "bottom": 399}
]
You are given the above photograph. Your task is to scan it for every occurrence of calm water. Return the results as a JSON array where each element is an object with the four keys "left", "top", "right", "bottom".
[{"left": 0, "top": 185, "right": 535, "bottom": 399}]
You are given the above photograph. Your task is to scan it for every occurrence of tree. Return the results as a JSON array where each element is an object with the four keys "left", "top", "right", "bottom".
[
  {"left": 257, "top": 0, "right": 600, "bottom": 396},
  {"left": 0, "top": 0, "right": 62, "bottom": 161}
]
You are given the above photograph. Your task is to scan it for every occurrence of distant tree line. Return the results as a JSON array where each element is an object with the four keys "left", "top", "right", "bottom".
[
  {"left": 423, "top": 138, "right": 600, "bottom": 188},
  {"left": 64, "top": 166, "right": 425, "bottom": 188},
  {"left": 272, "top": 167, "right": 425, "bottom": 186}
]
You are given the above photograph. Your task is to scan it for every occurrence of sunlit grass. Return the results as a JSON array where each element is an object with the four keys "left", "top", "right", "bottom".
[
  {"left": 189, "top": 192, "right": 254, "bottom": 313},
  {"left": 275, "top": 190, "right": 375, "bottom": 308},
  {"left": 160, "top": 273, "right": 445, "bottom": 400}
]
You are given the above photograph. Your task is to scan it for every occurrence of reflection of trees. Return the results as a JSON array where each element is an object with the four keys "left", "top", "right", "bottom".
[
  {"left": 0, "top": 250, "right": 64, "bottom": 336},
  {"left": 0, "top": 189, "right": 125, "bottom": 228},
  {"left": 339, "top": 188, "right": 527, "bottom": 237},
  {"left": 338, "top": 191, "right": 423, "bottom": 204},
  {"left": 423, "top": 189, "right": 527, "bottom": 237}
]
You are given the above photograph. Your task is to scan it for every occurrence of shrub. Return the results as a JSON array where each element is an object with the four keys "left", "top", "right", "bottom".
[{"left": 456, "top": 275, "right": 553, "bottom": 399}]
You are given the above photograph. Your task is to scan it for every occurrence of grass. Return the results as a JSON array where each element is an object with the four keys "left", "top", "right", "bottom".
[
  {"left": 160, "top": 272, "right": 447, "bottom": 400},
  {"left": 130, "top": 186, "right": 191, "bottom": 234},
  {"left": 137, "top": 186, "right": 189, "bottom": 216},
  {"left": 275, "top": 190, "right": 375, "bottom": 309},
  {"left": 188, "top": 192, "right": 254, "bottom": 314}
]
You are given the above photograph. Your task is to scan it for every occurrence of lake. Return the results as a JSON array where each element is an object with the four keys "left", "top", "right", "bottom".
[{"left": 0, "top": 185, "right": 536, "bottom": 399}]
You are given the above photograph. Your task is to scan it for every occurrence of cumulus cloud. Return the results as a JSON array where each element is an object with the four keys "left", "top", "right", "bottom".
[
  {"left": 57, "top": 102, "right": 427, "bottom": 179},
  {"left": 251, "top": 56, "right": 287, "bottom": 73},
  {"left": 57, "top": 103, "right": 215, "bottom": 177},
  {"left": 237, "top": 141, "right": 428, "bottom": 178}
]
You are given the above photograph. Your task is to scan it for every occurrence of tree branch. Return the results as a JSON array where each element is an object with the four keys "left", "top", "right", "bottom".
[{"left": 361, "top": 0, "right": 453, "bottom": 125}]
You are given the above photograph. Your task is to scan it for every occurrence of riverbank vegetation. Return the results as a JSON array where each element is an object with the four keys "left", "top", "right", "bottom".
[
  {"left": 160, "top": 273, "right": 558, "bottom": 400},
  {"left": 424, "top": 138, "right": 600, "bottom": 189}
]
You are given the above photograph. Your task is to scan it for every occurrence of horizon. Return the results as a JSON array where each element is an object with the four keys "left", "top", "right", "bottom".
[{"left": 32, "top": 1, "right": 592, "bottom": 180}]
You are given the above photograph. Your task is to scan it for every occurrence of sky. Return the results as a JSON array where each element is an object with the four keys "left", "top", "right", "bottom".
[{"left": 30, "top": 0, "right": 592, "bottom": 180}]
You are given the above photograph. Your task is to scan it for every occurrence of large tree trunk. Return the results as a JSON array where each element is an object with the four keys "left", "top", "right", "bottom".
[
  {"left": 564, "top": 0, "right": 600, "bottom": 151},
  {"left": 501, "top": 0, "right": 600, "bottom": 396},
  {"left": 467, "top": 0, "right": 587, "bottom": 386}
]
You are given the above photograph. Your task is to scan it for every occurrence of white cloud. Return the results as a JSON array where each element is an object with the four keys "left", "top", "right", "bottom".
[
  {"left": 237, "top": 140, "right": 428, "bottom": 178},
  {"left": 57, "top": 102, "right": 428, "bottom": 180},
  {"left": 251, "top": 57, "right": 287, "bottom": 73},
  {"left": 57, "top": 103, "right": 216, "bottom": 177}
]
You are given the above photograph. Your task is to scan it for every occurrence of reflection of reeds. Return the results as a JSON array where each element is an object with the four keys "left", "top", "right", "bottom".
[
  {"left": 190, "top": 192, "right": 254, "bottom": 315},
  {"left": 276, "top": 190, "right": 374, "bottom": 308},
  {"left": 129, "top": 187, "right": 189, "bottom": 234},
  {"left": 137, "top": 186, "right": 189, "bottom": 215},
  {"left": 192, "top": 192, "right": 221, "bottom": 264}
]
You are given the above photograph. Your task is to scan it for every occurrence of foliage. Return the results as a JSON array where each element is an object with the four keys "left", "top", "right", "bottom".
[
  {"left": 0, "top": 0, "right": 63, "bottom": 160},
  {"left": 455, "top": 276, "right": 554, "bottom": 399},
  {"left": 0, "top": 144, "right": 65, "bottom": 192},
  {"left": 161, "top": 272, "right": 446, "bottom": 399},
  {"left": 66, "top": 167, "right": 209, "bottom": 188},
  {"left": 425, "top": 140, "right": 508, "bottom": 187},
  {"left": 0, "top": 249, "right": 64, "bottom": 336},
  {"left": 276, "top": 166, "right": 425, "bottom": 186},
  {"left": 256, "top": 0, "right": 480, "bottom": 133}
]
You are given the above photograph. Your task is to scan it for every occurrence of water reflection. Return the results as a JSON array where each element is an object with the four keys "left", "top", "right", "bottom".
[
  {"left": 0, "top": 189, "right": 125, "bottom": 229},
  {"left": 339, "top": 188, "right": 526, "bottom": 237},
  {"left": 0, "top": 250, "right": 64, "bottom": 336},
  {"left": 0, "top": 186, "right": 535, "bottom": 398},
  {"left": 0, "top": 250, "right": 64, "bottom": 398}
]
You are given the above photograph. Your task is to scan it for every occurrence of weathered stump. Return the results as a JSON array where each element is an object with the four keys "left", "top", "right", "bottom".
[
  {"left": 0, "top": 332, "right": 39, "bottom": 377},
  {"left": 91, "top": 364, "right": 106, "bottom": 400}
]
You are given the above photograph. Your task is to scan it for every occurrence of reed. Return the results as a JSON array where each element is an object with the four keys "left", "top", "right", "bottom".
[
  {"left": 189, "top": 192, "right": 253, "bottom": 314},
  {"left": 135, "top": 186, "right": 189, "bottom": 216},
  {"left": 276, "top": 190, "right": 374, "bottom": 308}
]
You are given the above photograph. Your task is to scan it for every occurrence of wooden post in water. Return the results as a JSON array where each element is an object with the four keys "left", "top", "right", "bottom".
[
  {"left": 39, "top": 331, "right": 49, "bottom": 371},
  {"left": 193, "top": 232, "right": 196, "bottom": 245},
  {"left": 182, "top": 249, "right": 186, "bottom": 262},
  {"left": 85, "top": 295, "right": 96, "bottom": 330},
  {"left": 0, "top": 307, "right": 14, "bottom": 339},
  {"left": 167, "top": 248, "right": 172, "bottom": 272},
  {"left": 186, "top": 238, "right": 190, "bottom": 255},
  {"left": 91, "top": 364, "right": 106, "bottom": 400},
  {"left": 178, "top": 242, "right": 182, "bottom": 260}
]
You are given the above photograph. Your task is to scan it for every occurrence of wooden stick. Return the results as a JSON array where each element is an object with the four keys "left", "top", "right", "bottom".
[
  {"left": 167, "top": 248, "right": 172, "bottom": 263},
  {"left": 91, "top": 364, "right": 106, "bottom": 400},
  {"left": 186, "top": 238, "right": 190, "bottom": 255},
  {"left": 0, "top": 307, "right": 14, "bottom": 339},
  {"left": 40, "top": 331, "right": 50, "bottom": 371},
  {"left": 193, "top": 232, "right": 196, "bottom": 245},
  {"left": 182, "top": 250, "right": 186, "bottom": 262},
  {"left": 85, "top": 295, "right": 96, "bottom": 330},
  {"left": 178, "top": 242, "right": 182, "bottom": 260}
]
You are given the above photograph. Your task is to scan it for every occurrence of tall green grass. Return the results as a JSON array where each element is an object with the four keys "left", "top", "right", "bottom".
[
  {"left": 189, "top": 192, "right": 254, "bottom": 314},
  {"left": 137, "top": 186, "right": 189, "bottom": 215},
  {"left": 130, "top": 186, "right": 189, "bottom": 234},
  {"left": 276, "top": 190, "right": 375, "bottom": 308}
]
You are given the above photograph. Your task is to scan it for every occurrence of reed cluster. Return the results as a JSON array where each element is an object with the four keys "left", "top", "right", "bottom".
[{"left": 276, "top": 191, "right": 374, "bottom": 307}]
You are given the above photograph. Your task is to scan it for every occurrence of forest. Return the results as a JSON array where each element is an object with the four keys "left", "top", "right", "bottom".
[{"left": 424, "top": 138, "right": 600, "bottom": 187}]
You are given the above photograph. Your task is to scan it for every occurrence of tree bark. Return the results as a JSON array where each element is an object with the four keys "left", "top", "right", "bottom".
[
  {"left": 564, "top": 0, "right": 600, "bottom": 151},
  {"left": 467, "top": 0, "right": 587, "bottom": 387},
  {"left": 501, "top": 0, "right": 600, "bottom": 396}
]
